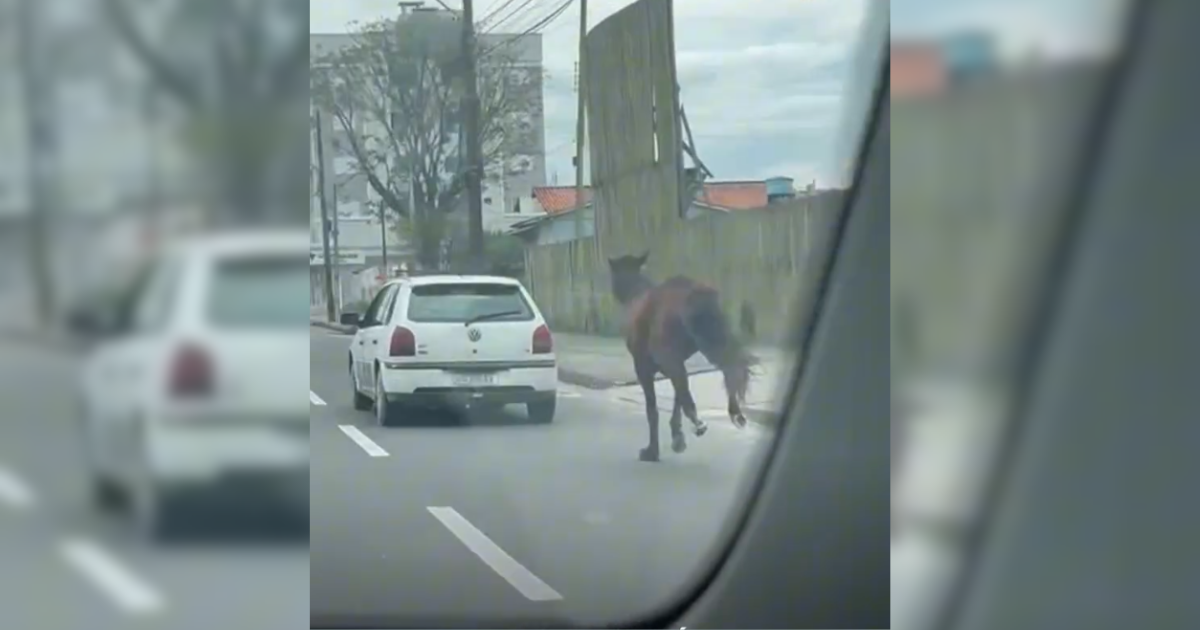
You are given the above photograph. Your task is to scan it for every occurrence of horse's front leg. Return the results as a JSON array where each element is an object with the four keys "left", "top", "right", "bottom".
[
  {"left": 728, "top": 396, "right": 748, "bottom": 429},
  {"left": 635, "top": 361, "right": 661, "bottom": 462}
]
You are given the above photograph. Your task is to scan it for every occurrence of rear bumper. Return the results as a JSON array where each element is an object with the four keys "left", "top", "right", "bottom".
[
  {"left": 141, "top": 416, "right": 309, "bottom": 486},
  {"left": 378, "top": 361, "right": 557, "bottom": 404},
  {"left": 390, "top": 389, "right": 557, "bottom": 408}
]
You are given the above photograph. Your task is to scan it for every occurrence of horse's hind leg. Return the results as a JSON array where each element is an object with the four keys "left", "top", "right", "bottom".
[
  {"left": 667, "top": 397, "right": 686, "bottom": 454},
  {"left": 634, "top": 358, "right": 661, "bottom": 462}
]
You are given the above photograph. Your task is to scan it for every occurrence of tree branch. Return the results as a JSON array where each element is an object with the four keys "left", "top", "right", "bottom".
[{"left": 101, "top": 0, "right": 202, "bottom": 108}]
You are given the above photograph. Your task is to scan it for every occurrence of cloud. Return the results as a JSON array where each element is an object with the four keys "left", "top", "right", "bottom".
[{"left": 312, "top": 0, "right": 874, "bottom": 186}]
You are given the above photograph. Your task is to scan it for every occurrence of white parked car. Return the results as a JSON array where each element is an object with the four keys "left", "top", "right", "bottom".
[
  {"left": 75, "top": 230, "right": 310, "bottom": 540},
  {"left": 344, "top": 274, "right": 557, "bottom": 425}
]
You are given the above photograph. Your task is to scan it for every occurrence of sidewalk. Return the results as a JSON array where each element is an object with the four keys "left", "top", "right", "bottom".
[{"left": 554, "top": 332, "right": 792, "bottom": 389}]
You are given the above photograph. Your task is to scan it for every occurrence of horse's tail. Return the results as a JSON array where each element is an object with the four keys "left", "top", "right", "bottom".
[{"left": 683, "top": 287, "right": 756, "bottom": 404}]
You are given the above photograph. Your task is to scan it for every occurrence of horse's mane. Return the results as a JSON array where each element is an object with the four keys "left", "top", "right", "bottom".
[{"left": 613, "top": 271, "right": 655, "bottom": 306}]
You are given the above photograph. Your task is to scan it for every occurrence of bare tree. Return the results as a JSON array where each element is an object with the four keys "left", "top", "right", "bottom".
[
  {"left": 101, "top": 0, "right": 308, "bottom": 224},
  {"left": 311, "top": 17, "right": 539, "bottom": 268}
]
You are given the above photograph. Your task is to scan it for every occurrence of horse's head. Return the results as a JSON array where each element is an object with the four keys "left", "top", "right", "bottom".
[{"left": 607, "top": 251, "right": 649, "bottom": 304}]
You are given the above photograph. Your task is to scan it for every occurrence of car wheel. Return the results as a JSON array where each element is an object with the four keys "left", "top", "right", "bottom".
[
  {"left": 527, "top": 397, "right": 556, "bottom": 424},
  {"left": 130, "top": 470, "right": 177, "bottom": 542},
  {"left": 350, "top": 360, "right": 371, "bottom": 411},
  {"left": 92, "top": 477, "right": 128, "bottom": 513},
  {"left": 128, "top": 428, "right": 179, "bottom": 542},
  {"left": 375, "top": 370, "right": 399, "bottom": 427}
]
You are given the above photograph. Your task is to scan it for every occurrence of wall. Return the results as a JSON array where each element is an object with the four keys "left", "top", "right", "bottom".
[
  {"left": 530, "top": 208, "right": 597, "bottom": 246},
  {"left": 892, "top": 61, "right": 1104, "bottom": 369},
  {"left": 526, "top": 195, "right": 841, "bottom": 342},
  {"left": 524, "top": 202, "right": 732, "bottom": 247}
]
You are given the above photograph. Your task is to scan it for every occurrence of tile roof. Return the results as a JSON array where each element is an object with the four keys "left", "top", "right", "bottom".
[
  {"left": 530, "top": 181, "right": 769, "bottom": 215},
  {"left": 531, "top": 187, "right": 592, "bottom": 215}
]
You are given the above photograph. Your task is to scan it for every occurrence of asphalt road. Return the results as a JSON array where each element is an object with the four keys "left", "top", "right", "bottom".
[
  {"left": 0, "top": 340, "right": 308, "bottom": 630},
  {"left": 309, "top": 327, "right": 773, "bottom": 626}
]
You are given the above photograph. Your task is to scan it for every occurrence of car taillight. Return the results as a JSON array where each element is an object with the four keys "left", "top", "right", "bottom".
[
  {"left": 532, "top": 324, "right": 553, "bottom": 354},
  {"left": 390, "top": 326, "right": 416, "bottom": 357},
  {"left": 169, "top": 343, "right": 213, "bottom": 397}
]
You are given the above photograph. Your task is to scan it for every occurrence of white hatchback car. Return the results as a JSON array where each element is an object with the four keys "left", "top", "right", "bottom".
[
  {"left": 345, "top": 274, "right": 558, "bottom": 425},
  {"left": 76, "top": 231, "right": 310, "bottom": 539}
]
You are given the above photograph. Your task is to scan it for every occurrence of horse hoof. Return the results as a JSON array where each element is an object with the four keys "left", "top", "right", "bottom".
[
  {"left": 693, "top": 421, "right": 708, "bottom": 437},
  {"left": 671, "top": 436, "right": 688, "bottom": 453},
  {"left": 639, "top": 447, "right": 660, "bottom": 462}
]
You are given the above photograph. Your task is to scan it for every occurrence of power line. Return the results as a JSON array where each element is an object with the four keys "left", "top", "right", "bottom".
[
  {"left": 480, "top": 0, "right": 573, "bottom": 56},
  {"left": 481, "top": 0, "right": 539, "bottom": 31}
]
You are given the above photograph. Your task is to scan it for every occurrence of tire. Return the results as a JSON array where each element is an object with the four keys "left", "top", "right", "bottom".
[
  {"left": 350, "top": 359, "right": 371, "bottom": 411},
  {"left": 527, "top": 397, "right": 556, "bottom": 424},
  {"left": 91, "top": 477, "right": 128, "bottom": 513},
  {"left": 130, "top": 473, "right": 178, "bottom": 542},
  {"left": 375, "top": 370, "right": 400, "bottom": 427}
]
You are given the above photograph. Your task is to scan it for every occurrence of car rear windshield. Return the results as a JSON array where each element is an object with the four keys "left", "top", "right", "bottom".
[
  {"left": 406, "top": 283, "right": 535, "bottom": 323},
  {"left": 207, "top": 256, "right": 310, "bottom": 328}
]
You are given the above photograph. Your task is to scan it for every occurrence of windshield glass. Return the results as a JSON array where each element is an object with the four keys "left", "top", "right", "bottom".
[
  {"left": 406, "top": 283, "right": 534, "bottom": 323},
  {"left": 305, "top": 0, "right": 878, "bottom": 626},
  {"left": 207, "top": 256, "right": 311, "bottom": 328}
]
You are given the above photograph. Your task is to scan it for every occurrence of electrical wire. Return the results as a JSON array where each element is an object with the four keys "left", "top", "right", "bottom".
[
  {"left": 479, "top": 0, "right": 573, "bottom": 56},
  {"left": 479, "top": 0, "right": 523, "bottom": 27},
  {"left": 481, "top": 0, "right": 540, "bottom": 32}
]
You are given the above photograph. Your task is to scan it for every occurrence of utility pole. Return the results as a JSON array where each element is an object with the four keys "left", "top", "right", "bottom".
[
  {"left": 460, "top": 0, "right": 485, "bottom": 271},
  {"left": 378, "top": 202, "right": 388, "bottom": 273},
  {"left": 17, "top": 0, "right": 57, "bottom": 325},
  {"left": 313, "top": 109, "right": 337, "bottom": 323},
  {"left": 572, "top": 0, "right": 588, "bottom": 238}
]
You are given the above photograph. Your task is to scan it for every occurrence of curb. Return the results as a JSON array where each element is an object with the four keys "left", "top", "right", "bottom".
[
  {"left": 557, "top": 365, "right": 724, "bottom": 391},
  {"left": 609, "top": 391, "right": 782, "bottom": 428},
  {"left": 311, "top": 319, "right": 356, "bottom": 334},
  {"left": 0, "top": 327, "right": 83, "bottom": 352},
  {"left": 556, "top": 368, "right": 624, "bottom": 390}
]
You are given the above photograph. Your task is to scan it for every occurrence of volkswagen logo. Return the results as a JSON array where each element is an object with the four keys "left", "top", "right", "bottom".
[{"left": 467, "top": 328, "right": 482, "bottom": 342}]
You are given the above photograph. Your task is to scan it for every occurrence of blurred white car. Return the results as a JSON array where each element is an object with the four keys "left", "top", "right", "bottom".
[
  {"left": 76, "top": 230, "right": 310, "bottom": 539},
  {"left": 344, "top": 274, "right": 557, "bottom": 425}
]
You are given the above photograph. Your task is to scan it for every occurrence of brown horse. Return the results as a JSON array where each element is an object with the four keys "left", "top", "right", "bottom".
[{"left": 608, "top": 251, "right": 755, "bottom": 462}]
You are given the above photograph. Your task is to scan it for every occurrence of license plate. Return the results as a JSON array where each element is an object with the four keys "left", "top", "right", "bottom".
[{"left": 450, "top": 373, "right": 496, "bottom": 386}]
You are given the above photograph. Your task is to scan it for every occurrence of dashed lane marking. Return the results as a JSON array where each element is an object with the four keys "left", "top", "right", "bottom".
[
  {"left": 0, "top": 463, "right": 35, "bottom": 509},
  {"left": 60, "top": 538, "right": 165, "bottom": 615},
  {"left": 427, "top": 506, "right": 563, "bottom": 602},
  {"left": 310, "top": 391, "right": 327, "bottom": 406},
  {"left": 338, "top": 425, "right": 390, "bottom": 457}
]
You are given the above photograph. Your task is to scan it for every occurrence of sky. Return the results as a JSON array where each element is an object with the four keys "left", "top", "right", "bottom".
[{"left": 310, "top": 0, "right": 872, "bottom": 189}]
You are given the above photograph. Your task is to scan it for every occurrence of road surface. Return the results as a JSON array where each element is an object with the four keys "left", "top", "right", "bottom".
[
  {"left": 310, "top": 327, "right": 773, "bottom": 626},
  {"left": 0, "top": 341, "right": 308, "bottom": 630}
]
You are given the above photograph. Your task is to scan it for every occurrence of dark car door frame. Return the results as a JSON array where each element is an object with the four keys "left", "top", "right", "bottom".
[{"left": 666, "top": 22, "right": 892, "bottom": 630}]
